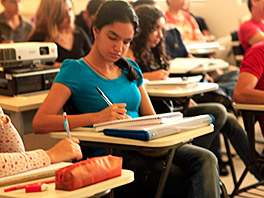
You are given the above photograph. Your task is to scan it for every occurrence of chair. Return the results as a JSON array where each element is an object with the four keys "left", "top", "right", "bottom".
[
  {"left": 230, "top": 103, "right": 264, "bottom": 197},
  {"left": 231, "top": 31, "right": 244, "bottom": 67}
]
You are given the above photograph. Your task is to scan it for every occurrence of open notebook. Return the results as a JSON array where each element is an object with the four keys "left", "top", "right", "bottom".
[
  {"left": 0, "top": 162, "right": 72, "bottom": 187},
  {"left": 103, "top": 114, "right": 214, "bottom": 141},
  {"left": 93, "top": 112, "right": 183, "bottom": 132},
  {"left": 146, "top": 76, "right": 202, "bottom": 89}
]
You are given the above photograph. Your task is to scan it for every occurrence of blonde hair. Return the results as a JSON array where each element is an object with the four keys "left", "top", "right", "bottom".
[{"left": 33, "top": 0, "right": 74, "bottom": 40}]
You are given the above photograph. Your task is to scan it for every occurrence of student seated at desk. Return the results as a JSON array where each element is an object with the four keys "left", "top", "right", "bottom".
[
  {"left": 234, "top": 40, "right": 264, "bottom": 137},
  {"left": 27, "top": 0, "right": 91, "bottom": 66},
  {"left": 0, "top": 107, "right": 82, "bottom": 178},
  {"left": 125, "top": 5, "right": 264, "bottom": 180},
  {"left": 0, "top": 0, "right": 33, "bottom": 43},
  {"left": 32, "top": 1, "right": 220, "bottom": 197}
]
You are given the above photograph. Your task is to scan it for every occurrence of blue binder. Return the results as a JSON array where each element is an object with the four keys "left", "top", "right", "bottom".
[{"left": 103, "top": 114, "right": 215, "bottom": 141}]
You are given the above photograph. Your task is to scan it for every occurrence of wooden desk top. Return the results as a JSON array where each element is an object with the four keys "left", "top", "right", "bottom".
[
  {"left": 233, "top": 102, "right": 264, "bottom": 111},
  {"left": 146, "top": 83, "right": 218, "bottom": 98},
  {"left": 0, "top": 169, "right": 134, "bottom": 198},
  {"left": 50, "top": 125, "right": 214, "bottom": 148},
  {"left": 0, "top": 92, "right": 47, "bottom": 112}
]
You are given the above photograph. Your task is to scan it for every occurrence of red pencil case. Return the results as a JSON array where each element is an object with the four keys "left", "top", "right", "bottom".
[{"left": 55, "top": 155, "right": 122, "bottom": 191}]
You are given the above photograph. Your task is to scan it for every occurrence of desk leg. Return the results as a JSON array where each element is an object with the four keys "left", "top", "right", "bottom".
[
  {"left": 155, "top": 147, "right": 176, "bottom": 198},
  {"left": 230, "top": 110, "right": 257, "bottom": 197}
]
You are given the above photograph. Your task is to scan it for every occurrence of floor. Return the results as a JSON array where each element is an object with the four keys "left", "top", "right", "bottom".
[{"left": 220, "top": 116, "right": 264, "bottom": 197}]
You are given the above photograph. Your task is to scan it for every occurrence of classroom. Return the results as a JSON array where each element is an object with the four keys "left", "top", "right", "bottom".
[{"left": 0, "top": 0, "right": 264, "bottom": 197}]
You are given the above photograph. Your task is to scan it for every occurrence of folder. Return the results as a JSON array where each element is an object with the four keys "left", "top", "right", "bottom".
[{"left": 103, "top": 114, "right": 214, "bottom": 141}]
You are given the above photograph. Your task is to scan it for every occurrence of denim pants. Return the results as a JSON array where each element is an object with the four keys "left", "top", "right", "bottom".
[{"left": 114, "top": 144, "right": 220, "bottom": 198}]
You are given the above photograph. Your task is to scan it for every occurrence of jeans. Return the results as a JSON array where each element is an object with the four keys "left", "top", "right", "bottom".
[
  {"left": 186, "top": 103, "right": 227, "bottom": 161},
  {"left": 114, "top": 144, "right": 220, "bottom": 198}
]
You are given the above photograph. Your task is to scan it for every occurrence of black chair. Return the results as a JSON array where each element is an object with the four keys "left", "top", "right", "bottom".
[
  {"left": 231, "top": 31, "right": 244, "bottom": 67},
  {"left": 230, "top": 104, "right": 264, "bottom": 197}
]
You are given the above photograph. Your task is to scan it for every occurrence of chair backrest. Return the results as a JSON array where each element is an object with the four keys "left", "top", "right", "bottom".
[
  {"left": 63, "top": 99, "right": 80, "bottom": 115},
  {"left": 231, "top": 31, "right": 244, "bottom": 67}
]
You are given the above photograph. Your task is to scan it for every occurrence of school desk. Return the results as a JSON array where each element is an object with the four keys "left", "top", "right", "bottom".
[
  {"left": 49, "top": 125, "right": 214, "bottom": 198},
  {"left": 184, "top": 41, "right": 222, "bottom": 56},
  {"left": 146, "top": 82, "right": 219, "bottom": 114},
  {"left": 0, "top": 169, "right": 134, "bottom": 198},
  {"left": 231, "top": 103, "right": 264, "bottom": 197},
  {"left": 0, "top": 92, "right": 48, "bottom": 136},
  {"left": 169, "top": 58, "right": 229, "bottom": 75}
]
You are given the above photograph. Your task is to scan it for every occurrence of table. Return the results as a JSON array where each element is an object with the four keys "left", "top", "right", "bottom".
[
  {"left": 231, "top": 103, "right": 264, "bottom": 197},
  {"left": 50, "top": 125, "right": 214, "bottom": 198},
  {"left": 146, "top": 82, "right": 219, "bottom": 114},
  {"left": 184, "top": 41, "right": 222, "bottom": 56},
  {"left": 169, "top": 58, "right": 229, "bottom": 75},
  {"left": 0, "top": 92, "right": 48, "bottom": 136},
  {"left": 0, "top": 169, "right": 134, "bottom": 198}
]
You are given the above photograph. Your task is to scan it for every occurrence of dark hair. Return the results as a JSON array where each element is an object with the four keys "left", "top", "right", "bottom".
[
  {"left": 86, "top": 0, "right": 106, "bottom": 16},
  {"left": 248, "top": 0, "right": 252, "bottom": 11},
  {"left": 131, "top": 5, "right": 169, "bottom": 71},
  {"left": 94, "top": 0, "right": 139, "bottom": 81},
  {"left": 132, "top": 0, "right": 156, "bottom": 8}
]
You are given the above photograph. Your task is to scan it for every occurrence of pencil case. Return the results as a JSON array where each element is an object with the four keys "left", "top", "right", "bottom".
[{"left": 55, "top": 155, "right": 122, "bottom": 191}]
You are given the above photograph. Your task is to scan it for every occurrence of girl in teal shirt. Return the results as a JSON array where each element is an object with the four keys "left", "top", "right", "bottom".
[{"left": 32, "top": 1, "right": 220, "bottom": 197}]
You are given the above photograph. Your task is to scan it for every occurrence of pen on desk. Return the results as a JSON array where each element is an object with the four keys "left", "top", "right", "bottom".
[
  {"left": 96, "top": 86, "right": 113, "bottom": 106},
  {"left": 63, "top": 112, "right": 71, "bottom": 137},
  {"left": 4, "top": 178, "right": 55, "bottom": 192}
]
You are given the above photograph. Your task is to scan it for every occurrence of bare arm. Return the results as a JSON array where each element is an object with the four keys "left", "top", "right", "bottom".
[
  {"left": 233, "top": 72, "right": 264, "bottom": 103},
  {"left": 248, "top": 31, "right": 264, "bottom": 46},
  {"left": 33, "top": 83, "right": 129, "bottom": 134},
  {"left": 138, "top": 85, "right": 156, "bottom": 116}
]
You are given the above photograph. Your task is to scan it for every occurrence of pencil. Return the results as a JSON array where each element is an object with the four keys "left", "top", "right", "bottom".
[{"left": 63, "top": 112, "right": 71, "bottom": 137}]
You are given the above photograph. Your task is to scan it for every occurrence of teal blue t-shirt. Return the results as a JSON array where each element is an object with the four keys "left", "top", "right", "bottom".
[{"left": 54, "top": 58, "right": 143, "bottom": 118}]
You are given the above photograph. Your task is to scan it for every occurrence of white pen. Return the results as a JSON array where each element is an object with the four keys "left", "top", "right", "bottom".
[
  {"left": 96, "top": 86, "right": 113, "bottom": 106},
  {"left": 63, "top": 112, "right": 71, "bottom": 137}
]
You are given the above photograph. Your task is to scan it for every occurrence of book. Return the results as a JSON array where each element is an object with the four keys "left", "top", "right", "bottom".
[
  {"left": 0, "top": 162, "right": 72, "bottom": 187},
  {"left": 169, "top": 58, "right": 228, "bottom": 74},
  {"left": 93, "top": 112, "right": 183, "bottom": 132},
  {"left": 146, "top": 76, "right": 202, "bottom": 89},
  {"left": 103, "top": 114, "right": 214, "bottom": 141}
]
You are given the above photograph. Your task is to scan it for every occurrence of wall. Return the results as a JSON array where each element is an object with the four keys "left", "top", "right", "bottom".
[{"left": 0, "top": 0, "right": 249, "bottom": 39}]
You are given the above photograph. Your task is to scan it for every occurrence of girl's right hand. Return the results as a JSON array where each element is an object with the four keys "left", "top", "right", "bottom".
[{"left": 96, "top": 103, "right": 130, "bottom": 123}]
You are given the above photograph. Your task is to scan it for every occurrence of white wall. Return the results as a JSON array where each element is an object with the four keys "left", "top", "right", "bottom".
[{"left": 0, "top": 0, "right": 250, "bottom": 39}]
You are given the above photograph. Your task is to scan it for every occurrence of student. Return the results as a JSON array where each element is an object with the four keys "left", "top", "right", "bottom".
[
  {"left": 32, "top": 1, "right": 220, "bottom": 197},
  {"left": 165, "top": 0, "right": 205, "bottom": 42},
  {"left": 75, "top": 0, "right": 107, "bottom": 43},
  {"left": 28, "top": 0, "right": 91, "bottom": 66},
  {"left": 0, "top": 0, "right": 33, "bottom": 43},
  {"left": 0, "top": 107, "right": 82, "bottom": 178},
  {"left": 233, "top": 41, "right": 264, "bottom": 136},
  {"left": 126, "top": 5, "right": 264, "bottom": 181},
  {"left": 239, "top": 0, "right": 264, "bottom": 52}
]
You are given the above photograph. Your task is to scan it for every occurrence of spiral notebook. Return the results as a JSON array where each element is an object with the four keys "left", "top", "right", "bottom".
[
  {"left": 93, "top": 112, "right": 183, "bottom": 132},
  {"left": 103, "top": 114, "right": 214, "bottom": 141}
]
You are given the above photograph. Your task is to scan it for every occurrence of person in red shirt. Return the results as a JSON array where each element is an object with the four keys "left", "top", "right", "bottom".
[
  {"left": 239, "top": 0, "right": 264, "bottom": 52},
  {"left": 234, "top": 41, "right": 264, "bottom": 136}
]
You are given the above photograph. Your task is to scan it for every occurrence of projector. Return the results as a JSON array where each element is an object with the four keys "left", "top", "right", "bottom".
[{"left": 0, "top": 42, "right": 58, "bottom": 68}]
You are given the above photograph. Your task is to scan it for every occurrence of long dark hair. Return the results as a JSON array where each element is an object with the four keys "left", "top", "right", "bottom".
[
  {"left": 131, "top": 5, "right": 169, "bottom": 71},
  {"left": 93, "top": 0, "right": 139, "bottom": 81}
]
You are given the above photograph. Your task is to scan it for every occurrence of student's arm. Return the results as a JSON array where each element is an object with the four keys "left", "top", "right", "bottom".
[
  {"left": 233, "top": 72, "right": 264, "bottom": 103},
  {"left": 138, "top": 85, "right": 156, "bottom": 116},
  {"left": 248, "top": 31, "right": 264, "bottom": 47},
  {"left": 142, "top": 70, "right": 170, "bottom": 81},
  {"left": 32, "top": 83, "right": 129, "bottom": 134}
]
